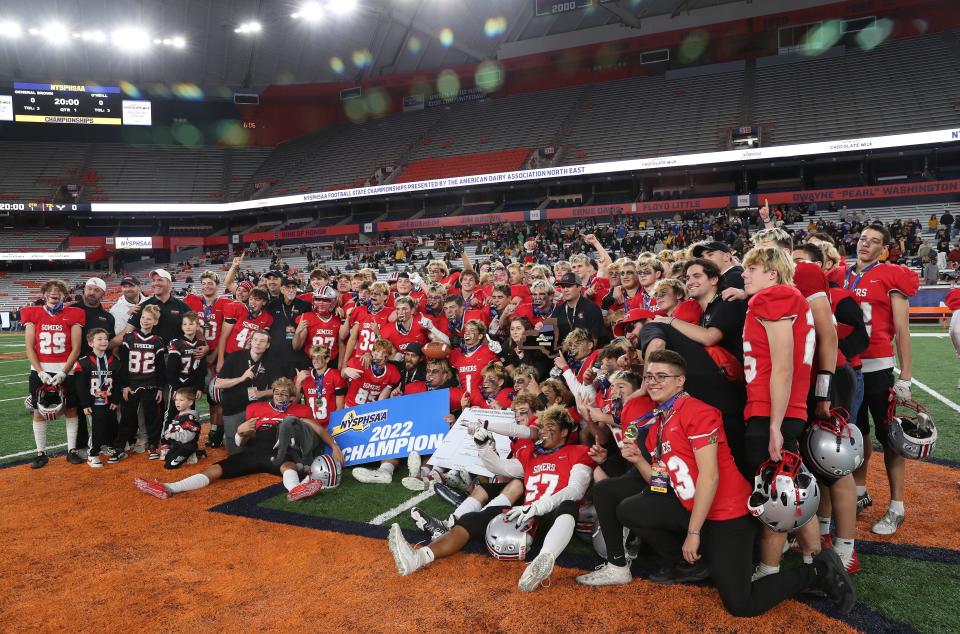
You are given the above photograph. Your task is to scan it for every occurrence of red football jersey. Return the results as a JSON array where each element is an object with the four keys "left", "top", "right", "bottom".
[
  {"left": 843, "top": 263, "right": 918, "bottom": 370},
  {"left": 223, "top": 302, "right": 274, "bottom": 354},
  {"left": 418, "top": 307, "right": 450, "bottom": 336},
  {"left": 381, "top": 319, "right": 429, "bottom": 353},
  {"left": 468, "top": 386, "right": 514, "bottom": 410},
  {"left": 344, "top": 357, "right": 400, "bottom": 406},
  {"left": 794, "top": 261, "right": 829, "bottom": 303},
  {"left": 574, "top": 350, "right": 600, "bottom": 384},
  {"left": 743, "top": 284, "right": 814, "bottom": 421},
  {"left": 644, "top": 396, "right": 750, "bottom": 520},
  {"left": 615, "top": 393, "right": 657, "bottom": 447},
  {"left": 515, "top": 443, "right": 595, "bottom": 505},
  {"left": 22, "top": 305, "right": 85, "bottom": 367},
  {"left": 583, "top": 275, "right": 611, "bottom": 308},
  {"left": 513, "top": 302, "right": 552, "bottom": 330},
  {"left": 448, "top": 345, "right": 500, "bottom": 394},
  {"left": 299, "top": 368, "right": 347, "bottom": 427},
  {"left": 348, "top": 305, "right": 391, "bottom": 360},
  {"left": 946, "top": 287, "right": 960, "bottom": 311},
  {"left": 654, "top": 299, "right": 702, "bottom": 325},
  {"left": 297, "top": 312, "right": 344, "bottom": 359},
  {"left": 245, "top": 401, "right": 313, "bottom": 431},
  {"left": 185, "top": 294, "right": 231, "bottom": 349}
]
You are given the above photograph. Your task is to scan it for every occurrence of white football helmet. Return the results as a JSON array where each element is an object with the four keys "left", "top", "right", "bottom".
[
  {"left": 748, "top": 451, "right": 820, "bottom": 533},
  {"left": 309, "top": 453, "right": 342, "bottom": 489},
  {"left": 36, "top": 384, "right": 65, "bottom": 421},
  {"left": 485, "top": 512, "right": 533, "bottom": 561}
]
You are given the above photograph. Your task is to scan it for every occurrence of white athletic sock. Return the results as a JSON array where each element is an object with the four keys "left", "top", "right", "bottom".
[
  {"left": 65, "top": 416, "right": 79, "bottom": 451},
  {"left": 166, "top": 473, "right": 210, "bottom": 494},
  {"left": 833, "top": 538, "right": 855, "bottom": 566},
  {"left": 453, "top": 496, "right": 483, "bottom": 519},
  {"left": 540, "top": 514, "right": 576, "bottom": 557},
  {"left": 484, "top": 494, "right": 513, "bottom": 509},
  {"left": 379, "top": 462, "right": 396, "bottom": 475},
  {"left": 856, "top": 485, "right": 867, "bottom": 496},
  {"left": 282, "top": 469, "right": 301, "bottom": 491},
  {"left": 753, "top": 563, "right": 779, "bottom": 580},
  {"left": 419, "top": 546, "right": 435, "bottom": 566},
  {"left": 889, "top": 500, "right": 905, "bottom": 515},
  {"left": 818, "top": 516, "right": 831, "bottom": 536},
  {"left": 32, "top": 420, "right": 47, "bottom": 453}
]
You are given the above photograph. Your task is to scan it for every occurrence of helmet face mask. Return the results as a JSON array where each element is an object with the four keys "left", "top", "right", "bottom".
[
  {"left": 747, "top": 451, "right": 820, "bottom": 532},
  {"left": 886, "top": 395, "right": 937, "bottom": 459},
  {"left": 36, "top": 385, "right": 65, "bottom": 421},
  {"left": 313, "top": 286, "right": 338, "bottom": 315}
]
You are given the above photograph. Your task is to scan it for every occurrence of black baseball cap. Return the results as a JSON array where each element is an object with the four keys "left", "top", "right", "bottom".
[
  {"left": 263, "top": 270, "right": 282, "bottom": 278},
  {"left": 692, "top": 241, "right": 732, "bottom": 257},
  {"left": 120, "top": 276, "right": 140, "bottom": 286},
  {"left": 556, "top": 272, "right": 580, "bottom": 287},
  {"left": 404, "top": 342, "right": 424, "bottom": 356},
  {"left": 281, "top": 276, "right": 299, "bottom": 287}
]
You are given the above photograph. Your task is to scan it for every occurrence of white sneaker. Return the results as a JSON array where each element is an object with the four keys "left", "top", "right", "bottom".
[
  {"left": 576, "top": 562, "right": 632, "bottom": 586},
  {"left": 407, "top": 451, "right": 421, "bottom": 476},
  {"left": 388, "top": 523, "right": 424, "bottom": 576},
  {"left": 352, "top": 467, "right": 392, "bottom": 484},
  {"left": 401, "top": 476, "right": 432, "bottom": 491},
  {"left": 871, "top": 510, "right": 905, "bottom": 535},
  {"left": 519, "top": 551, "right": 556, "bottom": 592},
  {"left": 87, "top": 455, "right": 103, "bottom": 469},
  {"left": 444, "top": 469, "right": 471, "bottom": 491},
  {"left": 186, "top": 453, "right": 198, "bottom": 465}
]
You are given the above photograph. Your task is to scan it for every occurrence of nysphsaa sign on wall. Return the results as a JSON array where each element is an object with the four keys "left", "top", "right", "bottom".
[{"left": 115, "top": 237, "right": 154, "bottom": 249}]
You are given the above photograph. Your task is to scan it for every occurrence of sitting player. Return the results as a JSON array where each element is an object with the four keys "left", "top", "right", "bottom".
[
  {"left": 161, "top": 387, "right": 204, "bottom": 469},
  {"left": 133, "top": 378, "right": 342, "bottom": 502},
  {"left": 388, "top": 405, "right": 594, "bottom": 592}
]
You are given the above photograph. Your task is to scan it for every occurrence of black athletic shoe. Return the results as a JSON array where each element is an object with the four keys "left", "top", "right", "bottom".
[
  {"left": 410, "top": 506, "right": 449, "bottom": 542},
  {"left": 648, "top": 562, "right": 711, "bottom": 585},
  {"left": 206, "top": 425, "right": 223, "bottom": 448},
  {"left": 812, "top": 548, "right": 857, "bottom": 615},
  {"left": 66, "top": 449, "right": 84, "bottom": 465},
  {"left": 434, "top": 483, "right": 467, "bottom": 508},
  {"left": 856, "top": 492, "right": 873, "bottom": 515},
  {"left": 30, "top": 452, "right": 49, "bottom": 469}
]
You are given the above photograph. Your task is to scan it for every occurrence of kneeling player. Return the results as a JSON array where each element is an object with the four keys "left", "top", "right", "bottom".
[
  {"left": 388, "top": 405, "right": 594, "bottom": 592},
  {"left": 134, "top": 378, "right": 343, "bottom": 502}
]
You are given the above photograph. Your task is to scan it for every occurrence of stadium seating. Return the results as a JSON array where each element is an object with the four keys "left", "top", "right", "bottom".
[
  {"left": 0, "top": 142, "right": 89, "bottom": 200},
  {"left": 393, "top": 148, "right": 532, "bottom": 183}
]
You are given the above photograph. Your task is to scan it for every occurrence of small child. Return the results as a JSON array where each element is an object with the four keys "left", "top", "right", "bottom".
[
  {"left": 161, "top": 387, "right": 204, "bottom": 469},
  {"left": 73, "top": 328, "right": 124, "bottom": 467}
]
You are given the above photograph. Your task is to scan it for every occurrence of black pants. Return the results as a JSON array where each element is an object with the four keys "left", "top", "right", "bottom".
[
  {"left": 88, "top": 406, "right": 118, "bottom": 456},
  {"left": 120, "top": 387, "right": 162, "bottom": 449},
  {"left": 621, "top": 488, "right": 816, "bottom": 617},
  {"left": 855, "top": 368, "right": 894, "bottom": 446},
  {"left": 742, "top": 417, "right": 806, "bottom": 480},
  {"left": 165, "top": 440, "right": 198, "bottom": 469},
  {"left": 456, "top": 500, "right": 578, "bottom": 559},
  {"left": 593, "top": 466, "right": 649, "bottom": 566}
]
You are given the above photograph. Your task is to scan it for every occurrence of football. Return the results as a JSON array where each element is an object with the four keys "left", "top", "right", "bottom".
[{"left": 423, "top": 341, "right": 452, "bottom": 360}]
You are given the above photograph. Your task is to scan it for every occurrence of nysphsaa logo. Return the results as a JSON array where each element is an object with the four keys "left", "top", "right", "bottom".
[{"left": 331, "top": 408, "right": 388, "bottom": 437}]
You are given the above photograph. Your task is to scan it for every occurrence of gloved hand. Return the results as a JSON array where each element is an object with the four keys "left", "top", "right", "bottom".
[
  {"left": 893, "top": 379, "right": 912, "bottom": 400},
  {"left": 408, "top": 272, "right": 423, "bottom": 288},
  {"left": 505, "top": 503, "right": 540, "bottom": 528},
  {"left": 487, "top": 339, "right": 502, "bottom": 355},
  {"left": 39, "top": 371, "right": 55, "bottom": 385},
  {"left": 472, "top": 427, "right": 493, "bottom": 446},
  {"left": 418, "top": 316, "right": 433, "bottom": 330},
  {"left": 51, "top": 371, "right": 67, "bottom": 386}
]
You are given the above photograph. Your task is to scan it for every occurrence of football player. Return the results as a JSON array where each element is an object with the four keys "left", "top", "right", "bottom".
[
  {"left": 72, "top": 328, "right": 124, "bottom": 468},
  {"left": 22, "top": 280, "right": 86, "bottom": 468},
  {"left": 163, "top": 312, "right": 207, "bottom": 436},
  {"left": 134, "top": 378, "right": 343, "bottom": 502},
  {"left": 293, "top": 286, "right": 345, "bottom": 369},
  {"left": 185, "top": 271, "right": 232, "bottom": 448},
  {"left": 388, "top": 405, "right": 594, "bottom": 592},
  {"left": 846, "top": 224, "right": 919, "bottom": 535},
  {"left": 344, "top": 338, "right": 402, "bottom": 484},
  {"left": 342, "top": 281, "right": 392, "bottom": 364},
  {"left": 380, "top": 297, "right": 449, "bottom": 357},
  {"left": 216, "top": 287, "right": 273, "bottom": 372},
  {"left": 118, "top": 304, "right": 167, "bottom": 460},
  {"left": 740, "top": 246, "right": 820, "bottom": 580},
  {"left": 448, "top": 320, "right": 500, "bottom": 395},
  {"left": 295, "top": 345, "right": 347, "bottom": 444}
]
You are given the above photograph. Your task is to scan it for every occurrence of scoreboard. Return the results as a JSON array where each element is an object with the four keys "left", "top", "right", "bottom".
[
  {"left": 1, "top": 83, "right": 151, "bottom": 126},
  {"left": 0, "top": 201, "right": 91, "bottom": 214},
  {"left": 535, "top": 0, "right": 612, "bottom": 16}
]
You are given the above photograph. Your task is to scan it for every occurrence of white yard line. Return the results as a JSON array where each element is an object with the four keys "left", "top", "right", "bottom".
[
  {"left": 910, "top": 333, "right": 949, "bottom": 338},
  {"left": 895, "top": 368, "right": 960, "bottom": 414},
  {"left": 369, "top": 489, "right": 435, "bottom": 526},
  {"left": 1, "top": 443, "right": 67, "bottom": 460},
  {"left": 0, "top": 395, "right": 28, "bottom": 402}
]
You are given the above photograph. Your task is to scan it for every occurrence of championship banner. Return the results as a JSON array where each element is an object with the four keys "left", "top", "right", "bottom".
[
  {"left": 329, "top": 389, "right": 451, "bottom": 466},
  {"left": 428, "top": 408, "right": 514, "bottom": 478}
]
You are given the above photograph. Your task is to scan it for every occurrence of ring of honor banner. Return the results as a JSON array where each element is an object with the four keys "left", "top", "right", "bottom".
[{"left": 329, "top": 389, "right": 451, "bottom": 466}]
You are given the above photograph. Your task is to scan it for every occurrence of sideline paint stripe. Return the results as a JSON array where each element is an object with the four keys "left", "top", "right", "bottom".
[
  {"left": 895, "top": 368, "right": 960, "bottom": 414},
  {"left": 910, "top": 333, "right": 948, "bottom": 338},
  {"left": 369, "top": 489, "right": 435, "bottom": 525},
  {"left": 0, "top": 443, "right": 67, "bottom": 460}
]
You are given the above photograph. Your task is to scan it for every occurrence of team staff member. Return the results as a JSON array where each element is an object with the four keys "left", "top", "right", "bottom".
[
  {"left": 846, "top": 224, "right": 919, "bottom": 535},
  {"left": 692, "top": 241, "right": 744, "bottom": 291},
  {"left": 214, "top": 330, "right": 284, "bottom": 455},
  {"left": 266, "top": 276, "right": 311, "bottom": 375},
  {"left": 552, "top": 272, "right": 607, "bottom": 344},
  {"left": 109, "top": 276, "right": 147, "bottom": 333},
  {"left": 112, "top": 269, "right": 190, "bottom": 348},
  {"left": 580, "top": 350, "right": 856, "bottom": 616}
]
